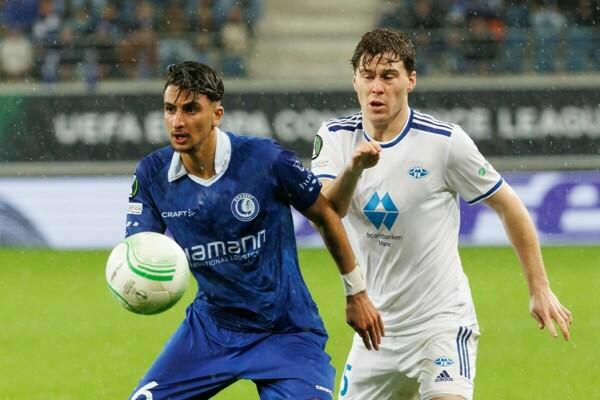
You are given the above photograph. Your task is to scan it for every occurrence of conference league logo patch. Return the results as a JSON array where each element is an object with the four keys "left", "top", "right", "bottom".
[
  {"left": 312, "top": 135, "right": 323, "bottom": 160},
  {"left": 129, "top": 174, "right": 139, "bottom": 198},
  {"left": 231, "top": 193, "right": 260, "bottom": 222}
]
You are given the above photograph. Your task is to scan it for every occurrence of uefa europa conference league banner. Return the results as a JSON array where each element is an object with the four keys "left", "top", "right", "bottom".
[
  {"left": 0, "top": 171, "right": 599, "bottom": 248},
  {"left": 0, "top": 88, "right": 600, "bottom": 162}
]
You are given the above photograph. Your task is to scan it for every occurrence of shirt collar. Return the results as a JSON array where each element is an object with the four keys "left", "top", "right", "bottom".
[{"left": 167, "top": 128, "right": 231, "bottom": 182}]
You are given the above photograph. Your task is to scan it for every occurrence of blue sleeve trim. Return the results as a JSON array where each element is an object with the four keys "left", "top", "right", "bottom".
[
  {"left": 412, "top": 122, "right": 452, "bottom": 137},
  {"left": 467, "top": 178, "right": 504, "bottom": 204},
  {"left": 315, "top": 174, "right": 337, "bottom": 180}
]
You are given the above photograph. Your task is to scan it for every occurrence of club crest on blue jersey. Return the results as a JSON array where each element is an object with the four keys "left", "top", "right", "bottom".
[
  {"left": 231, "top": 193, "right": 260, "bottom": 222},
  {"left": 408, "top": 166, "right": 428, "bottom": 179},
  {"left": 363, "top": 192, "right": 398, "bottom": 230}
]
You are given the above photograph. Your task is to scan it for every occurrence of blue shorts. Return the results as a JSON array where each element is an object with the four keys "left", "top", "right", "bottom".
[{"left": 130, "top": 305, "right": 335, "bottom": 400}]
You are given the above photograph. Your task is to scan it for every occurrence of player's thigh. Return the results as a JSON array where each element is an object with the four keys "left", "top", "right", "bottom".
[
  {"left": 339, "top": 335, "right": 419, "bottom": 400},
  {"left": 418, "top": 324, "right": 480, "bottom": 400},
  {"left": 251, "top": 331, "right": 335, "bottom": 400},
  {"left": 130, "top": 308, "right": 239, "bottom": 399}
]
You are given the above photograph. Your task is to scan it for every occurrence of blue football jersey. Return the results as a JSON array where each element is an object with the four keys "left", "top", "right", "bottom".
[{"left": 126, "top": 131, "right": 325, "bottom": 334}]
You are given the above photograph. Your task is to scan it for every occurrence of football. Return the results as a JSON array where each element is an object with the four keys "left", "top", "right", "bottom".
[{"left": 105, "top": 232, "right": 190, "bottom": 315}]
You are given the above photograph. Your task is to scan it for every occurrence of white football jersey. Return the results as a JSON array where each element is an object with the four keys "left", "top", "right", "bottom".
[{"left": 311, "top": 109, "right": 504, "bottom": 335}]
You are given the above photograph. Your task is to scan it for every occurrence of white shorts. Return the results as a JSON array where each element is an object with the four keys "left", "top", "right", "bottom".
[{"left": 338, "top": 324, "right": 479, "bottom": 400}]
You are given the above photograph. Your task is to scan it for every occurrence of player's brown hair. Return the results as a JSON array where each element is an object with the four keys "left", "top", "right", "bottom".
[
  {"left": 351, "top": 28, "right": 416, "bottom": 74},
  {"left": 164, "top": 61, "right": 224, "bottom": 102}
]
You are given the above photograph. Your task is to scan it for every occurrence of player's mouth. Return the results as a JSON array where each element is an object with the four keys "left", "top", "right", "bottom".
[
  {"left": 368, "top": 100, "right": 386, "bottom": 111},
  {"left": 171, "top": 132, "right": 189, "bottom": 145}
]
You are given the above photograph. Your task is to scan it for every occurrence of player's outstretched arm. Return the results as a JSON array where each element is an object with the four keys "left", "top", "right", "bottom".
[
  {"left": 320, "top": 140, "right": 381, "bottom": 217},
  {"left": 484, "top": 184, "right": 573, "bottom": 341},
  {"left": 303, "top": 194, "right": 385, "bottom": 350}
]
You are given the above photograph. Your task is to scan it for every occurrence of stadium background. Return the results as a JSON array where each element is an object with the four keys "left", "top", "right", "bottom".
[{"left": 1, "top": 0, "right": 599, "bottom": 399}]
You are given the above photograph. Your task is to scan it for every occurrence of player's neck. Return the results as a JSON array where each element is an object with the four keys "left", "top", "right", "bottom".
[
  {"left": 366, "top": 106, "right": 410, "bottom": 142},
  {"left": 181, "top": 130, "right": 217, "bottom": 179}
]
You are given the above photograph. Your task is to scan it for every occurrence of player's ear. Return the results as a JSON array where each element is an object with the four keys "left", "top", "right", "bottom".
[
  {"left": 407, "top": 70, "right": 416, "bottom": 93},
  {"left": 212, "top": 103, "right": 224, "bottom": 127}
]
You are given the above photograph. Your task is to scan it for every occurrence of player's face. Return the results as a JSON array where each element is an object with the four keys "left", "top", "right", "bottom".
[
  {"left": 353, "top": 54, "right": 416, "bottom": 127},
  {"left": 163, "top": 84, "right": 224, "bottom": 153}
]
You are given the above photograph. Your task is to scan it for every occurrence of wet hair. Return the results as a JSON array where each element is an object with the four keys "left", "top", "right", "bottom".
[
  {"left": 164, "top": 61, "right": 224, "bottom": 102},
  {"left": 351, "top": 28, "right": 416, "bottom": 73}
]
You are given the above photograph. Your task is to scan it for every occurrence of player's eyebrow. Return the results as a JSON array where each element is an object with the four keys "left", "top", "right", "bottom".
[
  {"left": 163, "top": 100, "right": 201, "bottom": 109},
  {"left": 380, "top": 68, "right": 400, "bottom": 76},
  {"left": 358, "top": 67, "right": 400, "bottom": 76}
]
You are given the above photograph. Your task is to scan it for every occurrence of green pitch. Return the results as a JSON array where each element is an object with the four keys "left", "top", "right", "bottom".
[{"left": 0, "top": 246, "right": 598, "bottom": 399}]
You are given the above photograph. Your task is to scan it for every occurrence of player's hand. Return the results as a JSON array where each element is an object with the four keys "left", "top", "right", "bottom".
[
  {"left": 529, "top": 286, "right": 572, "bottom": 341},
  {"left": 346, "top": 291, "right": 384, "bottom": 350},
  {"left": 348, "top": 140, "right": 381, "bottom": 175}
]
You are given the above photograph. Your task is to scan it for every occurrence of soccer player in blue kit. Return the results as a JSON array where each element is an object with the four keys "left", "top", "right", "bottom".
[{"left": 124, "top": 61, "right": 384, "bottom": 400}]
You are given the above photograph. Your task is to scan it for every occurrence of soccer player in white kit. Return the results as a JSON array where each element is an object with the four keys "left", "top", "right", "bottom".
[{"left": 311, "top": 28, "right": 573, "bottom": 400}]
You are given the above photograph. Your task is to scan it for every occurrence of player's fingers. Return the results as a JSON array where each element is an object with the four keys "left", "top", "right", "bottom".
[
  {"left": 556, "top": 306, "right": 571, "bottom": 327},
  {"left": 541, "top": 313, "right": 558, "bottom": 338},
  {"left": 531, "top": 310, "right": 544, "bottom": 329},
  {"left": 358, "top": 329, "right": 372, "bottom": 351},
  {"left": 368, "top": 140, "right": 382, "bottom": 153},
  {"left": 561, "top": 305, "right": 573, "bottom": 325},
  {"left": 378, "top": 313, "right": 385, "bottom": 337},
  {"left": 363, "top": 138, "right": 381, "bottom": 153},
  {"left": 369, "top": 319, "right": 382, "bottom": 350},
  {"left": 366, "top": 326, "right": 379, "bottom": 351},
  {"left": 552, "top": 311, "right": 571, "bottom": 341}
]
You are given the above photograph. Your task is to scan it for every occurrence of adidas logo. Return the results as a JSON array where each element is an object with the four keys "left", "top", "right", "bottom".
[{"left": 434, "top": 370, "right": 454, "bottom": 382}]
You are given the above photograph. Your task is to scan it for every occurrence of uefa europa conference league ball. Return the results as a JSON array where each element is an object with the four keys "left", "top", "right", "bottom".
[{"left": 106, "top": 232, "right": 190, "bottom": 315}]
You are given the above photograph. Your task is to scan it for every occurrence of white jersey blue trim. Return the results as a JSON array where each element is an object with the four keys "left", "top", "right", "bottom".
[
  {"left": 466, "top": 178, "right": 504, "bottom": 204},
  {"left": 324, "top": 112, "right": 362, "bottom": 133},
  {"left": 412, "top": 110, "right": 454, "bottom": 137},
  {"left": 362, "top": 108, "right": 414, "bottom": 148}
]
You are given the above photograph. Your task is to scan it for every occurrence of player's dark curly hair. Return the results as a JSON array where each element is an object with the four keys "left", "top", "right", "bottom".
[
  {"left": 164, "top": 61, "right": 224, "bottom": 102},
  {"left": 351, "top": 28, "right": 416, "bottom": 73}
]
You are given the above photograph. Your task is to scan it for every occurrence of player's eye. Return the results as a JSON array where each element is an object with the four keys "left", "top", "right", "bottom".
[{"left": 183, "top": 104, "right": 199, "bottom": 113}]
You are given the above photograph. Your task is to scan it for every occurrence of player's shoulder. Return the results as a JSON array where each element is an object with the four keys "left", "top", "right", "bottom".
[
  {"left": 227, "top": 131, "right": 283, "bottom": 161},
  {"left": 321, "top": 112, "right": 363, "bottom": 135},
  {"left": 136, "top": 145, "right": 173, "bottom": 177},
  {"left": 410, "top": 109, "right": 459, "bottom": 139}
]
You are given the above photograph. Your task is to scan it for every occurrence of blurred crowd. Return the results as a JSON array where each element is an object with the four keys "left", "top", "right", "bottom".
[
  {"left": 0, "top": 0, "right": 262, "bottom": 83},
  {"left": 378, "top": 0, "right": 600, "bottom": 75},
  {"left": 1, "top": 0, "right": 599, "bottom": 83}
]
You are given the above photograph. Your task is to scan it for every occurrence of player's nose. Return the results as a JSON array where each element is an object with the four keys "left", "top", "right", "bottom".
[
  {"left": 172, "top": 111, "right": 185, "bottom": 128},
  {"left": 371, "top": 78, "right": 384, "bottom": 93}
]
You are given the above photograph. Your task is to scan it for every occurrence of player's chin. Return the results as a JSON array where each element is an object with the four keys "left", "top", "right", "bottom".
[{"left": 170, "top": 141, "right": 193, "bottom": 153}]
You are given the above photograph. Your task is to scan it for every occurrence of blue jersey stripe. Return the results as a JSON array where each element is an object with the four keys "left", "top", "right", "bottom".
[
  {"left": 363, "top": 109, "right": 414, "bottom": 148},
  {"left": 315, "top": 174, "right": 336, "bottom": 180},
  {"left": 467, "top": 178, "right": 504, "bottom": 204},
  {"left": 456, "top": 327, "right": 464, "bottom": 377},
  {"left": 412, "top": 122, "right": 452, "bottom": 137},
  {"left": 413, "top": 112, "right": 454, "bottom": 129},
  {"left": 328, "top": 113, "right": 361, "bottom": 122},
  {"left": 413, "top": 116, "right": 454, "bottom": 131},
  {"left": 325, "top": 114, "right": 361, "bottom": 127},
  {"left": 464, "top": 328, "right": 472, "bottom": 379},
  {"left": 329, "top": 123, "right": 362, "bottom": 132}
]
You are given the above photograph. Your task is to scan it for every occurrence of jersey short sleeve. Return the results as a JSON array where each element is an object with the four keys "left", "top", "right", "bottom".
[
  {"left": 444, "top": 127, "right": 504, "bottom": 204},
  {"left": 272, "top": 143, "right": 321, "bottom": 211},
  {"left": 310, "top": 122, "right": 346, "bottom": 181},
  {"left": 125, "top": 164, "right": 165, "bottom": 237}
]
